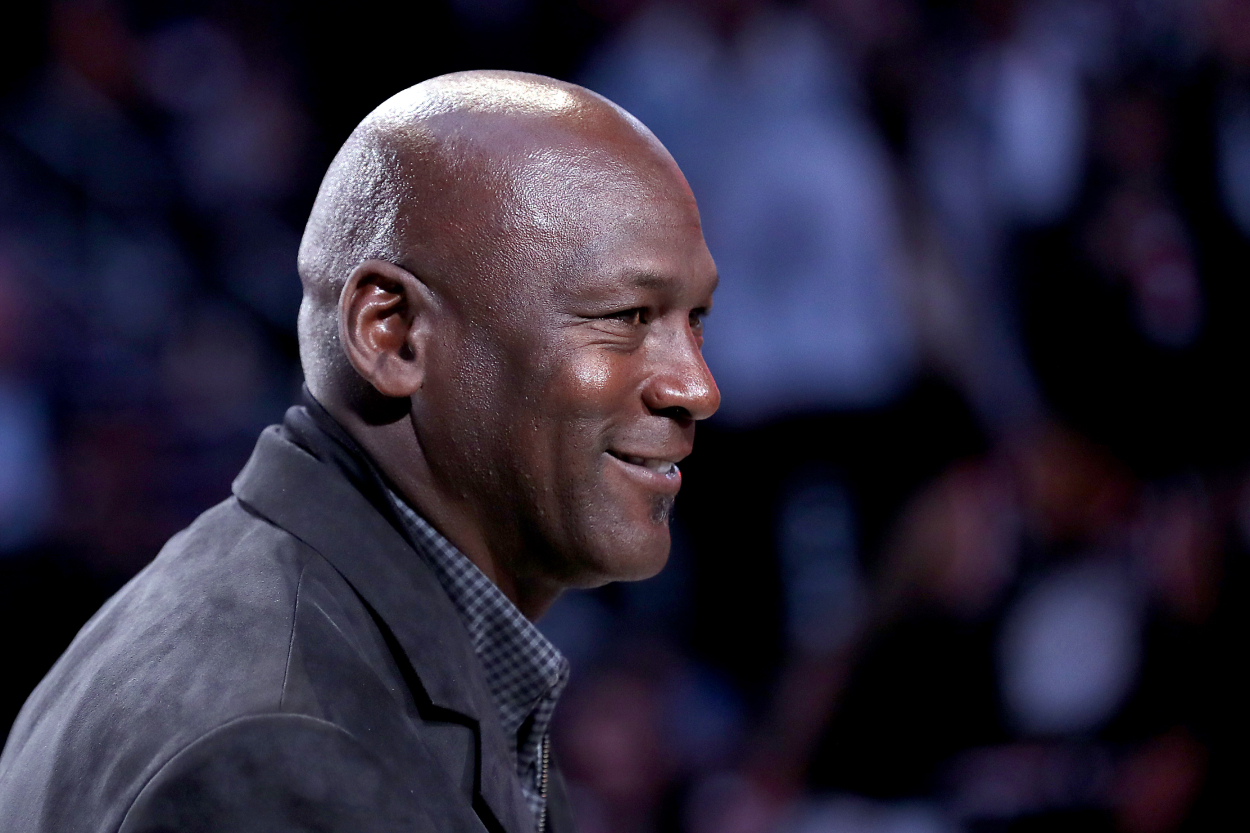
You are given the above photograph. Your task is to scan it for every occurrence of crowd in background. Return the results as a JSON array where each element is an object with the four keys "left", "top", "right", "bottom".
[{"left": 1, "top": 1, "right": 1243, "bottom": 832}]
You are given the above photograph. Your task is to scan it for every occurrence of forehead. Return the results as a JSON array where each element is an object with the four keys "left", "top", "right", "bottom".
[
  {"left": 406, "top": 106, "right": 714, "bottom": 310},
  {"left": 530, "top": 165, "right": 713, "bottom": 300},
  {"left": 516, "top": 137, "right": 706, "bottom": 260}
]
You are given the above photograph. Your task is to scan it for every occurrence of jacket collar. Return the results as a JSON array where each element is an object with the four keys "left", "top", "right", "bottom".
[{"left": 231, "top": 392, "right": 534, "bottom": 833}]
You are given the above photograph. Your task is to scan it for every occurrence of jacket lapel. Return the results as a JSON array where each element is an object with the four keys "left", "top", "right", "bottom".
[{"left": 232, "top": 420, "right": 535, "bottom": 833}]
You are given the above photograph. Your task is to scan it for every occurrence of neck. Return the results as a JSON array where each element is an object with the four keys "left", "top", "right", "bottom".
[{"left": 329, "top": 401, "right": 562, "bottom": 620}]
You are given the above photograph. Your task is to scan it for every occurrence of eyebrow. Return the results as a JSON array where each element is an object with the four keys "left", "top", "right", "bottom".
[
  {"left": 623, "top": 271, "right": 720, "bottom": 295},
  {"left": 626, "top": 272, "right": 671, "bottom": 291}
]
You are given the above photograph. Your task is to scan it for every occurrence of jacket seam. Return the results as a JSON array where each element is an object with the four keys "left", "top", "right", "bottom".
[{"left": 279, "top": 561, "right": 307, "bottom": 710}]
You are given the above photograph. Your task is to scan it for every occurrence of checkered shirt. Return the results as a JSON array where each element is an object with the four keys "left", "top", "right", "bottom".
[{"left": 386, "top": 490, "right": 570, "bottom": 830}]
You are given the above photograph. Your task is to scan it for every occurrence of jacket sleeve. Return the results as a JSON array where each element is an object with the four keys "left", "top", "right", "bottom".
[{"left": 118, "top": 713, "right": 436, "bottom": 833}]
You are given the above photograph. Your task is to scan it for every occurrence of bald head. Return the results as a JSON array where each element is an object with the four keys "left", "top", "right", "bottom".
[
  {"left": 296, "top": 70, "right": 687, "bottom": 404},
  {"left": 294, "top": 70, "right": 718, "bottom": 612}
]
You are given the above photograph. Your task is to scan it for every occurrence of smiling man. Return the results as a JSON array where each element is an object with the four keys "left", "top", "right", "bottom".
[{"left": 0, "top": 72, "right": 719, "bottom": 833}]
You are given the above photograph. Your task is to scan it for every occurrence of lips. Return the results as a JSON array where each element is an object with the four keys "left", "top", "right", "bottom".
[{"left": 608, "top": 451, "right": 680, "bottom": 476}]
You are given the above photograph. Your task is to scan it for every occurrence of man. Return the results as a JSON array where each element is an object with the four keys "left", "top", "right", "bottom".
[{"left": 0, "top": 71, "right": 719, "bottom": 833}]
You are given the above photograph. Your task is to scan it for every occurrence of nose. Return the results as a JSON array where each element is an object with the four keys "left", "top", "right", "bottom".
[{"left": 642, "top": 325, "right": 721, "bottom": 422}]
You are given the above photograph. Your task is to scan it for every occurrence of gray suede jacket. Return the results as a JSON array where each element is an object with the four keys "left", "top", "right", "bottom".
[{"left": 0, "top": 399, "right": 575, "bottom": 833}]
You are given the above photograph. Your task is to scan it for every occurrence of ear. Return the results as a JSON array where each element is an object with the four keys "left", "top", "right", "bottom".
[{"left": 338, "top": 259, "right": 436, "bottom": 398}]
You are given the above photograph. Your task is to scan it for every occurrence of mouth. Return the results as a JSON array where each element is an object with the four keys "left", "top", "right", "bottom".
[{"left": 606, "top": 450, "right": 680, "bottom": 476}]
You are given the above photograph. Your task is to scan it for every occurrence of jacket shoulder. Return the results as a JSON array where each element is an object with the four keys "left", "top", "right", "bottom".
[{"left": 0, "top": 497, "right": 320, "bottom": 833}]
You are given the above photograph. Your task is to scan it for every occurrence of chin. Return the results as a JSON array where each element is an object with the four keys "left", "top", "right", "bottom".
[
  {"left": 547, "top": 467, "right": 679, "bottom": 586},
  {"left": 567, "top": 519, "right": 672, "bottom": 588}
]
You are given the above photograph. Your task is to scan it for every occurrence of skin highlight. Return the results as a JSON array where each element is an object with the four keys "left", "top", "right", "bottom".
[{"left": 297, "top": 71, "right": 720, "bottom": 619}]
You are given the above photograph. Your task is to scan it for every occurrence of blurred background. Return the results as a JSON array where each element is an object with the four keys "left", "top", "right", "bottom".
[{"left": 0, "top": 0, "right": 1244, "bottom": 831}]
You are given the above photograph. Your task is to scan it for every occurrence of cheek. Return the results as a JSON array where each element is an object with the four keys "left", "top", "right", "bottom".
[
  {"left": 556, "top": 352, "right": 630, "bottom": 418},
  {"left": 572, "top": 356, "right": 611, "bottom": 393}
]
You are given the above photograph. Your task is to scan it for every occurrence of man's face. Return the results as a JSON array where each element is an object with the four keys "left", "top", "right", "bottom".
[{"left": 417, "top": 153, "right": 720, "bottom": 589}]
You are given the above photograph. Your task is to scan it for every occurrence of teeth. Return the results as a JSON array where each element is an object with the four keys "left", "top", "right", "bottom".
[{"left": 613, "top": 453, "right": 678, "bottom": 475}]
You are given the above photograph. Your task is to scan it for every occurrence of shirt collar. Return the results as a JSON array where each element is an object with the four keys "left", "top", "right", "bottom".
[{"left": 384, "top": 489, "right": 570, "bottom": 753}]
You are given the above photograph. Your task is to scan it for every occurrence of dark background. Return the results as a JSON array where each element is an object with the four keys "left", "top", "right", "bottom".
[{"left": 1, "top": 2, "right": 1243, "bottom": 832}]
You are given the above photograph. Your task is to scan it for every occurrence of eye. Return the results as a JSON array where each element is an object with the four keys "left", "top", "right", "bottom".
[
  {"left": 690, "top": 308, "right": 708, "bottom": 333},
  {"left": 604, "top": 308, "right": 646, "bottom": 326}
]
